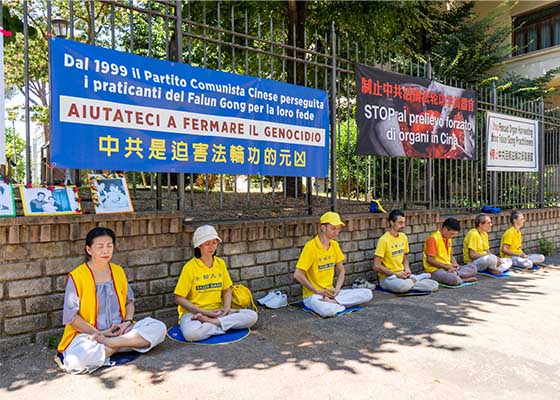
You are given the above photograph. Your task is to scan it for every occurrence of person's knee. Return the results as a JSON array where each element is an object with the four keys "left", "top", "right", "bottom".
[
  {"left": 393, "top": 279, "right": 414, "bottom": 293},
  {"left": 182, "top": 327, "right": 205, "bottom": 342},
  {"left": 149, "top": 319, "right": 167, "bottom": 345},
  {"left": 244, "top": 310, "right": 258, "bottom": 327},
  {"left": 360, "top": 288, "right": 373, "bottom": 302},
  {"left": 449, "top": 274, "right": 462, "bottom": 286}
]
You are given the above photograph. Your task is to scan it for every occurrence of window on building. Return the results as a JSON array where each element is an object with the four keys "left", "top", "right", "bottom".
[{"left": 513, "top": 2, "right": 560, "bottom": 55}]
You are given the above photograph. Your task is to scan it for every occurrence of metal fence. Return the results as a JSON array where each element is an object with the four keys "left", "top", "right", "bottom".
[{"left": 8, "top": 0, "right": 560, "bottom": 220}]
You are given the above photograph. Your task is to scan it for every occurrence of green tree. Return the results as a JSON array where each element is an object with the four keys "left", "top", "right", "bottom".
[{"left": 4, "top": 126, "right": 26, "bottom": 183}]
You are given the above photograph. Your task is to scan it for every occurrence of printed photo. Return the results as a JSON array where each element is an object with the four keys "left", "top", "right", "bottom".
[
  {"left": 0, "top": 181, "right": 16, "bottom": 217},
  {"left": 20, "top": 186, "right": 81, "bottom": 216},
  {"left": 89, "top": 174, "right": 134, "bottom": 214}
]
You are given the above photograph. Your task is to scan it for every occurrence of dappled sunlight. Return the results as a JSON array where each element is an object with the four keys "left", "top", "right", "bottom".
[{"left": 1, "top": 267, "right": 559, "bottom": 394}]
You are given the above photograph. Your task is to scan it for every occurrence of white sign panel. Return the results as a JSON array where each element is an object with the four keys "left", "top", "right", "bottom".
[{"left": 486, "top": 111, "right": 538, "bottom": 172}]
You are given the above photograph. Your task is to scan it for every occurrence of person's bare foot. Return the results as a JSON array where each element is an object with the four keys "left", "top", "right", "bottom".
[
  {"left": 463, "top": 276, "right": 478, "bottom": 282},
  {"left": 93, "top": 333, "right": 108, "bottom": 344},
  {"left": 488, "top": 268, "right": 502, "bottom": 275},
  {"left": 192, "top": 313, "right": 220, "bottom": 326}
]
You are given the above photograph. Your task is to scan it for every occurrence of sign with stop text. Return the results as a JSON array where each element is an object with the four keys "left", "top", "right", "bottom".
[
  {"left": 50, "top": 39, "right": 329, "bottom": 177},
  {"left": 355, "top": 64, "right": 477, "bottom": 160}
]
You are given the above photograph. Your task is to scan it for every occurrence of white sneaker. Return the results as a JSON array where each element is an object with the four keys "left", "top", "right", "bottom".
[
  {"left": 266, "top": 293, "right": 288, "bottom": 309},
  {"left": 257, "top": 291, "right": 280, "bottom": 306},
  {"left": 352, "top": 278, "right": 376, "bottom": 290}
]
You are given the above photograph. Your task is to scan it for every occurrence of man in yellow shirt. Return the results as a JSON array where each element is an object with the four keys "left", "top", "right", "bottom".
[
  {"left": 463, "top": 214, "right": 512, "bottom": 274},
  {"left": 374, "top": 210, "right": 438, "bottom": 293},
  {"left": 423, "top": 218, "right": 477, "bottom": 286},
  {"left": 500, "top": 211, "right": 545, "bottom": 269},
  {"left": 294, "top": 211, "right": 373, "bottom": 317}
]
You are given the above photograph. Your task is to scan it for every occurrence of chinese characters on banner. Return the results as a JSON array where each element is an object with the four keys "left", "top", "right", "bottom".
[
  {"left": 486, "top": 111, "right": 538, "bottom": 172},
  {"left": 50, "top": 39, "right": 329, "bottom": 177},
  {"left": 355, "top": 64, "right": 477, "bottom": 160}
]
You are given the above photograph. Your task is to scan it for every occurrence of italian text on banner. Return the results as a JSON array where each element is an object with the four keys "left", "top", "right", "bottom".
[
  {"left": 50, "top": 39, "right": 329, "bottom": 177},
  {"left": 355, "top": 64, "right": 477, "bottom": 160}
]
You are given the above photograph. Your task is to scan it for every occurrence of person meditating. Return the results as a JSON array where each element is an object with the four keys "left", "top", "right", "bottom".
[
  {"left": 374, "top": 209, "right": 439, "bottom": 293},
  {"left": 423, "top": 217, "right": 477, "bottom": 286},
  {"left": 56, "top": 227, "right": 166, "bottom": 373},
  {"left": 500, "top": 211, "right": 545, "bottom": 269},
  {"left": 293, "top": 211, "right": 373, "bottom": 317},
  {"left": 174, "top": 225, "right": 258, "bottom": 341},
  {"left": 463, "top": 214, "right": 512, "bottom": 274}
]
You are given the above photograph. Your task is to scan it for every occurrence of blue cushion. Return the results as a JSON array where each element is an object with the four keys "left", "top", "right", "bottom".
[
  {"left": 167, "top": 324, "right": 250, "bottom": 345},
  {"left": 375, "top": 287, "right": 432, "bottom": 296},
  {"left": 291, "top": 301, "right": 364, "bottom": 317}
]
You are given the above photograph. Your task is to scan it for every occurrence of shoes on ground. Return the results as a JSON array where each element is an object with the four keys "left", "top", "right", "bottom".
[
  {"left": 257, "top": 291, "right": 288, "bottom": 309},
  {"left": 352, "top": 278, "right": 376, "bottom": 290}
]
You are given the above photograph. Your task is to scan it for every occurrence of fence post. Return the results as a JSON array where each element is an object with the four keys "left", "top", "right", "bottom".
[
  {"left": 539, "top": 98, "right": 545, "bottom": 208},
  {"left": 329, "top": 22, "right": 337, "bottom": 212},
  {"left": 23, "top": 0, "right": 32, "bottom": 184},
  {"left": 175, "top": 0, "right": 185, "bottom": 211},
  {"left": 425, "top": 58, "right": 433, "bottom": 209},
  {"left": 490, "top": 81, "right": 497, "bottom": 206}
]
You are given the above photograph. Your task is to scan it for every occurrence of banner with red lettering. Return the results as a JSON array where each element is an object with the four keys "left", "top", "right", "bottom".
[{"left": 355, "top": 64, "right": 477, "bottom": 159}]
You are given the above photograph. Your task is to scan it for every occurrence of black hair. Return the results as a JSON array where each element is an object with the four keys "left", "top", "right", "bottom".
[
  {"left": 85, "top": 227, "right": 116, "bottom": 260},
  {"left": 442, "top": 217, "right": 460, "bottom": 232},
  {"left": 37, "top": 192, "right": 46, "bottom": 198},
  {"left": 474, "top": 213, "right": 488, "bottom": 228},
  {"left": 510, "top": 210, "right": 522, "bottom": 225},
  {"left": 388, "top": 209, "right": 405, "bottom": 223}
]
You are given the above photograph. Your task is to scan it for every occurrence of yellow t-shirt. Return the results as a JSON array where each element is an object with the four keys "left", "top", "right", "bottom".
[
  {"left": 174, "top": 256, "right": 233, "bottom": 320},
  {"left": 500, "top": 226, "right": 522, "bottom": 258},
  {"left": 295, "top": 235, "right": 345, "bottom": 298},
  {"left": 463, "top": 228, "right": 489, "bottom": 264},
  {"left": 374, "top": 231, "right": 409, "bottom": 279},
  {"left": 423, "top": 230, "right": 452, "bottom": 273}
]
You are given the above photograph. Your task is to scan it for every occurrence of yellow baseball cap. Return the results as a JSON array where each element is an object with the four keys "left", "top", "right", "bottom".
[{"left": 319, "top": 211, "right": 345, "bottom": 226}]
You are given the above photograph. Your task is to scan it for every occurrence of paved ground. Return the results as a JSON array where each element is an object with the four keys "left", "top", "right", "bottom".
[{"left": 2, "top": 259, "right": 560, "bottom": 400}]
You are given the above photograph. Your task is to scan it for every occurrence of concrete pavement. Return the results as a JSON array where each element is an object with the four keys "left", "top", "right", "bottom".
[{"left": 1, "top": 259, "right": 560, "bottom": 400}]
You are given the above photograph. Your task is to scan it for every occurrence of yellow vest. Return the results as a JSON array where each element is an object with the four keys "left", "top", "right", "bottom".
[
  {"left": 57, "top": 263, "right": 128, "bottom": 352},
  {"left": 423, "top": 230, "right": 452, "bottom": 273}
]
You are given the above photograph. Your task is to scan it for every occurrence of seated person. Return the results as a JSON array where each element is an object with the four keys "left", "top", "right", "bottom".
[
  {"left": 423, "top": 218, "right": 477, "bottom": 286},
  {"left": 174, "top": 225, "right": 258, "bottom": 341},
  {"left": 374, "top": 209, "right": 439, "bottom": 293},
  {"left": 57, "top": 227, "right": 166, "bottom": 373},
  {"left": 294, "top": 211, "right": 373, "bottom": 317},
  {"left": 463, "top": 214, "right": 512, "bottom": 274},
  {"left": 500, "top": 211, "right": 545, "bottom": 269}
]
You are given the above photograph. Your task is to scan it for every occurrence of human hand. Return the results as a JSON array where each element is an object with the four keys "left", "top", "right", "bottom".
[
  {"left": 205, "top": 309, "right": 223, "bottom": 318},
  {"left": 317, "top": 289, "right": 336, "bottom": 299},
  {"left": 397, "top": 271, "right": 411, "bottom": 279},
  {"left": 520, "top": 252, "right": 528, "bottom": 258}
]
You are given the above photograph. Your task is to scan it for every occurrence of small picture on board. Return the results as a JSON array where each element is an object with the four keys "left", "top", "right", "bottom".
[
  {"left": 20, "top": 186, "right": 81, "bottom": 216},
  {"left": 0, "top": 181, "right": 16, "bottom": 217},
  {"left": 89, "top": 174, "right": 134, "bottom": 214}
]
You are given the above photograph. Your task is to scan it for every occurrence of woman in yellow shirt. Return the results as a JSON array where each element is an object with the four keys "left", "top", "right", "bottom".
[
  {"left": 174, "top": 225, "right": 258, "bottom": 341},
  {"left": 500, "top": 211, "right": 545, "bottom": 269}
]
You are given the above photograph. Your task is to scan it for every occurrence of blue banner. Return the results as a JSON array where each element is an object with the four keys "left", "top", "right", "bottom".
[{"left": 50, "top": 39, "right": 329, "bottom": 177}]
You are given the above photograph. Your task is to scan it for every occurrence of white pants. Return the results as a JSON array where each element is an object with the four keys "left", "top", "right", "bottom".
[
  {"left": 303, "top": 288, "right": 373, "bottom": 318},
  {"left": 471, "top": 254, "right": 512, "bottom": 273},
  {"left": 511, "top": 254, "right": 545, "bottom": 268},
  {"left": 380, "top": 273, "right": 439, "bottom": 293},
  {"left": 180, "top": 309, "right": 258, "bottom": 342},
  {"left": 62, "top": 317, "right": 166, "bottom": 373}
]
